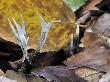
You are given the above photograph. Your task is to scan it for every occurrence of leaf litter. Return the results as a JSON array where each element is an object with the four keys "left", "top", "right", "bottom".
[{"left": 1, "top": 0, "right": 110, "bottom": 82}]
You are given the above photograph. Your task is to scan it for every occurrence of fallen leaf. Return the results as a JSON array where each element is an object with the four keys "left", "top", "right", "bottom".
[
  {"left": 98, "top": 48, "right": 110, "bottom": 82},
  {"left": 75, "top": 67, "right": 103, "bottom": 82},
  {"left": 6, "top": 70, "right": 48, "bottom": 82},
  {"left": 92, "top": 13, "right": 110, "bottom": 37},
  {"left": 81, "top": 13, "right": 110, "bottom": 82},
  {"left": 81, "top": 0, "right": 102, "bottom": 14},
  {"left": 32, "top": 66, "right": 88, "bottom": 82},
  {"left": 0, "top": 0, "right": 75, "bottom": 52},
  {"left": 63, "top": 32, "right": 110, "bottom": 72}
]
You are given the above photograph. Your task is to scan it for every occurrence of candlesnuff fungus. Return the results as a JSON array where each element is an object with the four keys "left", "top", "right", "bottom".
[
  {"left": 8, "top": 16, "right": 28, "bottom": 62},
  {"left": 7, "top": 15, "right": 61, "bottom": 73},
  {"left": 36, "top": 15, "right": 61, "bottom": 53},
  {"left": 70, "top": 25, "right": 80, "bottom": 54},
  {"left": 8, "top": 15, "right": 61, "bottom": 62}
]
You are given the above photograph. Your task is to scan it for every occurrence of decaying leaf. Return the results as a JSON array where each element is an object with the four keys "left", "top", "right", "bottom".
[
  {"left": 75, "top": 67, "right": 103, "bottom": 82},
  {"left": 63, "top": 32, "right": 110, "bottom": 72},
  {"left": 81, "top": 0, "right": 102, "bottom": 14},
  {"left": 92, "top": 13, "right": 110, "bottom": 37},
  {"left": 89, "top": 13, "right": 110, "bottom": 82},
  {"left": 32, "top": 66, "right": 88, "bottom": 82},
  {"left": 73, "top": 13, "right": 110, "bottom": 82},
  {"left": 99, "top": 57, "right": 110, "bottom": 82},
  {"left": 0, "top": 0, "right": 75, "bottom": 52},
  {"left": 6, "top": 70, "right": 48, "bottom": 82}
]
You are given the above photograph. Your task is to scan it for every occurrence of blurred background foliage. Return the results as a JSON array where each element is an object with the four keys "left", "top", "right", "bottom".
[{"left": 63, "top": 0, "right": 88, "bottom": 12}]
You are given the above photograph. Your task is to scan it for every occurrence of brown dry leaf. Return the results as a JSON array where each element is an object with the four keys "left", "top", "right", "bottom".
[
  {"left": 81, "top": 0, "right": 102, "bottom": 14},
  {"left": 90, "top": 13, "right": 110, "bottom": 71},
  {"left": 0, "top": 0, "right": 75, "bottom": 52},
  {"left": 63, "top": 32, "right": 110, "bottom": 72},
  {"left": 90, "top": 13, "right": 110, "bottom": 82},
  {"left": 99, "top": 57, "right": 110, "bottom": 82},
  {"left": 32, "top": 66, "right": 88, "bottom": 82},
  {"left": 6, "top": 70, "right": 48, "bottom": 82},
  {"left": 75, "top": 67, "right": 103, "bottom": 82},
  {"left": 92, "top": 13, "right": 110, "bottom": 37}
]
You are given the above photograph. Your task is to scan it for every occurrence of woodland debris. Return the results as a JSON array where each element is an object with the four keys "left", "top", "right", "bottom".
[
  {"left": 32, "top": 66, "right": 88, "bottom": 82},
  {"left": 92, "top": 13, "right": 110, "bottom": 37},
  {"left": 65, "top": 12, "right": 110, "bottom": 82},
  {"left": 1, "top": 0, "right": 110, "bottom": 82},
  {"left": 63, "top": 32, "right": 109, "bottom": 72},
  {"left": 75, "top": 67, "right": 103, "bottom": 82},
  {"left": 81, "top": 0, "right": 102, "bottom": 14},
  {"left": 6, "top": 70, "right": 48, "bottom": 82}
]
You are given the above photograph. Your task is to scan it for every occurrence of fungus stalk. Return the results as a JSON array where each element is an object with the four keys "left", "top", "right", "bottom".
[{"left": 8, "top": 16, "right": 28, "bottom": 62}]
